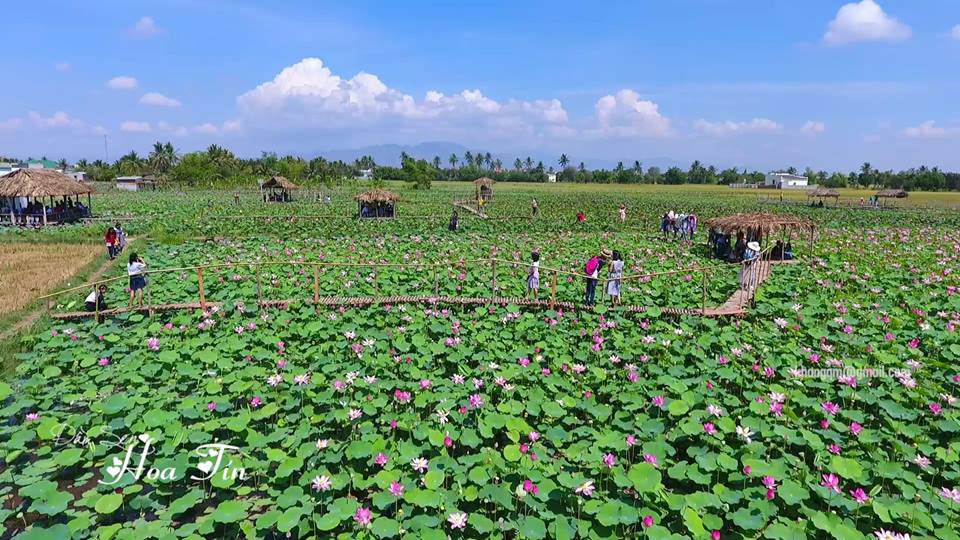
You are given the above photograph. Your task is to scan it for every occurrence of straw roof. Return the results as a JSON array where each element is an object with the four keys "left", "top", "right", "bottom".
[
  {"left": 474, "top": 177, "right": 495, "bottom": 187},
  {"left": 262, "top": 176, "right": 299, "bottom": 190},
  {"left": 807, "top": 187, "right": 839, "bottom": 198},
  {"left": 355, "top": 189, "right": 400, "bottom": 203},
  {"left": 0, "top": 168, "right": 93, "bottom": 198},
  {"left": 705, "top": 212, "right": 816, "bottom": 236},
  {"left": 875, "top": 188, "right": 907, "bottom": 198}
]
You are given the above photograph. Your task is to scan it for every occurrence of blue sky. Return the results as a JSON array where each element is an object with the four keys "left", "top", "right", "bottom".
[{"left": 2, "top": 0, "right": 959, "bottom": 170}]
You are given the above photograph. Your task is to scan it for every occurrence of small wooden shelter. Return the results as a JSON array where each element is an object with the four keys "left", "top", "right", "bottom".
[
  {"left": 706, "top": 212, "right": 817, "bottom": 253},
  {"left": 0, "top": 168, "right": 93, "bottom": 226},
  {"left": 355, "top": 189, "right": 399, "bottom": 218},
  {"left": 261, "top": 176, "right": 298, "bottom": 202},
  {"left": 474, "top": 177, "right": 495, "bottom": 203},
  {"left": 874, "top": 188, "right": 907, "bottom": 207},
  {"left": 806, "top": 187, "right": 839, "bottom": 205}
]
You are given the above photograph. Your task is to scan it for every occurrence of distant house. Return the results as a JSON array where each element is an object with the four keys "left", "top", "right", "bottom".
[
  {"left": 115, "top": 175, "right": 158, "bottom": 191},
  {"left": 66, "top": 171, "right": 87, "bottom": 182},
  {"left": 546, "top": 173, "right": 558, "bottom": 183},
  {"left": 356, "top": 168, "right": 374, "bottom": 180},
  {"left": 764, "top": 172, "right": 808, "bottom": 189},
  {"left": 0, "top": 162, "right": 18, "bottom": 176},
  {"left": 26, "top": 158, "right": 60, "bottom": 170}
]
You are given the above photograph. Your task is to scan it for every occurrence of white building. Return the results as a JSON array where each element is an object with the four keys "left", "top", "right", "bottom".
[
  {"left": 356, "top": 168, "right": 374, "bottom": 180},
  {"left": 546, "top": 172, "right": 557, "bottom": 183},
  {"left": 764, "top": 172, "right": 808, "bottom": 189},
  {"left": 66, "top": 171, "right": 87, "bottom": 182},
  {"left": 115, "top": 176, "right": 144, "bottom": 191}
]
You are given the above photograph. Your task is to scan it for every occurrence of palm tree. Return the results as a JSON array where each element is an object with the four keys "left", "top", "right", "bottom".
[
  {"left": 448, "top": 154, "right": 459, "bottom": 169},
  {"left": 57, "top": 158, "right": 69, "bottom": 171},
  {"left": 493, "top": 158, "right": 502, "bottom": 172},
  {"left": 513, "top": 158, "right": 522, "bottom": 171},
  {"left": 75, "top": 159, "right": 89, "bottom": 171},
  {"left": 524, "top": 157, "right": 533, "bottom": 171},
  {"left": 578, "top": 162, "right": 585, "bottom": 172},
  {"left": 483, "top": 152, "right": 492, "bottom": 170},
  {"left": 399, "top": 151, "right": 410, "bottom": 165},
  {"left": 559, "top": 154, "right": 570, "bottom": 169},
  {"left": 432, "top": 156, "right": 441, "bottom": 169}
]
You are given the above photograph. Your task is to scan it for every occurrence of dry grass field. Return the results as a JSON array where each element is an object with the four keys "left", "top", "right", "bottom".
[{"left": 0, "top": 243, "right": 99, "bottom": 316}]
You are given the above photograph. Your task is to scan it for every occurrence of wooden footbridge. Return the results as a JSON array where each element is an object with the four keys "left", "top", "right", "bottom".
[{"left": 41, "top": 254, "right": 795, "bottom": 321}]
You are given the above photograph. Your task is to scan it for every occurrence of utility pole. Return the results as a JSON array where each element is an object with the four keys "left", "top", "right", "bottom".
[{"left": 103, "top": 135, "right": 109, "bottom": 163}]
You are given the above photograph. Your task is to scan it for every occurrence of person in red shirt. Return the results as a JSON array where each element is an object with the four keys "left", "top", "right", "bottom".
[
  {"left": 576, "top": 211, "right": 586, "bottom": 223},
  {"left": 104, "top": 227, "right": 118, "bottom": 260}
]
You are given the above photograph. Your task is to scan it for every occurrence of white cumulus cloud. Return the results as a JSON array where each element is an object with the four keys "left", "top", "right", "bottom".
[
  {"left": 695, "top": 118, "right": 783, "bottom": 136},
  {"left": 28, "top": 111, "right": 82, "bottom": 129},
  {"left": 801, "top": 121, "right": 827, "bottom": 136},
  {"left": 140, "top": 92, "right": 181, "bottom": 108},
  {"left": 130, "top": 16, "right": 162, "bottom": 38},
  {"left": 107, "top": 76, "right": 138, "bottom": 90},
  {"left": 823, "top": 0, "right": 911, "bottom": 45},
  {"left": 0, "top": 117, "right": 23, "bottom": 131},
  {"left": 902, "top": 121, "right": 959, "bottom": 139},
  {"left": 591, "top": 89, "right": 672, "bottom": 137},
  {"left": 120, "top": 121, "right": 152, "bottom": 133},
  {"left": 951, "top": 24, "right": 960, "bottom": 40},
  {"left": 236, "top": 57, "right": 570, "bottom": 142}
]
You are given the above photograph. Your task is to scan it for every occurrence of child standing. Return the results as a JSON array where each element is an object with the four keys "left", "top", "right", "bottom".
[
  {"left": 104, "top": 227, "right": 117, "bottom": 260},
  {"left": 527, "top": 252, "right": 540, "bottom": 299},
  {"left": 606, "top": 250, "right": 623, "bottom": 305},
  {"left": 127, "top": 252, "right": 148, "bottom": 307}
]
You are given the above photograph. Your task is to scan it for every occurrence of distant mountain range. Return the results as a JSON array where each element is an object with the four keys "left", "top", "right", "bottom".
[{"left": 315, "top": 141, "right": 683, "bottom": 171}]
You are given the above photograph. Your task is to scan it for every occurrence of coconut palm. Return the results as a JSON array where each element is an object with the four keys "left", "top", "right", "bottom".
[
  {"left": 448, "top": 154, "right": 459, "bottom": 169},
  {"left": 559, "top": 154, "right": 570, "bottom": 169}
]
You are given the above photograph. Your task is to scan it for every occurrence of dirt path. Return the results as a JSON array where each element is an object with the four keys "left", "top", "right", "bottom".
[{"left": 0, "top": 237, "right": 142, "bottom": 342}]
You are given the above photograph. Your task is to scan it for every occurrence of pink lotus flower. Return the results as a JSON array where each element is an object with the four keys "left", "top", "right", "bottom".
[
  {"left": 394, "top": 389, "right": 412, "bottom": 403},
  {"left": 711, "top": 531, "right": 721, "bottom": 540},
  {"left": 820, "top": 419, "right": 830, "bottom": 429},
  {"left": 743, "top": 466, "right": 752, "bottom": 476},
  {"left": 312, "top": 475, "right": 331, "bottom": 491},
  {"left": 419, "top": 379, "right": 432, "bottom": 389},
  {"left": 443, "top": 433, "right": 453, "bottom": 448},
  {"left": 207, "top": 402, "right": 217, "bottom": 411},
  {"left": 522, "top": 479, "right": 539, "bottom": 495},
  {"left": 762, "top": 476, "right": 776, "bottom": 489},
  {"left": 850, "top": 487, "right": 869, "bottom": 504},
  {"left": 644, "top": 454, "right": 658, "bottom": 467},
  {"left": 528, "top": 431, "right": 540, "bottom": 442},
  {"left": 98, "top": 357, "right": 110, "bottom": 366},
  {"left": 354, "top": 507, "right": 372, "bottom": 527},
  {"left": 389, "top": 481, "right": 404, "bottom": 497},
  {"left": 850, "top": 422, "right": 863, "bottom": 436},
  {"left": 821, "top": 473, "right": 841, "bottom": 493},
  {"left": 929, "top": 403, "right": 943, "bottom": 415},
  {"left": 374, "top": 452, "right": 388, "bottom": 466},
  {"left": 703, "top": 422, "right": 717, "bottom": 435},
  {"left": 626, "top": 434, "right": 637, "bottom": 447},
  {"left": 828, "top": 444, "right": 842, "bottom": 455},
  {"left": 469, "top": 394, "right": 484, "bottom": 409},
  {"left": 821, "top": 402, "right": 840, "bottom": 415},
  {"left": 25, "top": 412, "right": 40, "bottom": 421},
  {"left": 602, "top": 453, "right": 616, "bottom": 468},
  {"left": 575, "top": 480, "right": 595, "bottom": 497},
  {"left": 642, "top": 515, "right": 654, "bottom": 528},
  {"left": 411, "top": 457, "right": 428, "bottom": 472},
  {"left": 146, "top": 337, "right": 160, "bottom": 350},
  {"left": 448, "top": 512, "right": 468, "bottom": 530},
  {"left": 651, "top": 395, "right": 665, "bottom": 408},
  {"left": 250, "top": 396, "right": 262, "bottom": 408}
]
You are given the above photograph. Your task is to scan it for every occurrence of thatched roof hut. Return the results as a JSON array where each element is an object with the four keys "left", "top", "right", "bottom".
[
  {"left": 0, "top": 168, "right": 93, "bottom": 198},
  {"left": 261, "top": 176, "right": 299, "bottom": 190},
  {"left": 474, "top": 177, "right": 495, "bottom": 202},
  {"left": 875, "top": 188, "right": 907, "bottom": 198},
  {"left": 474, "top": 177, "right": 495, "bottom": 187},
  {"left": 706, "top": 212, "right": 817, "bottom": 249},
  {"left": 0, "top": 169, "right": 94, "bottom": 226},
  {"left": 806, "top": 187, "right": 839, "bottom": 199},
  {"left": 355, "top": 189, "right": 400, "bottom": 203},
  {"left": 355, "top": 189, "right": 399, "bottom": 218}
]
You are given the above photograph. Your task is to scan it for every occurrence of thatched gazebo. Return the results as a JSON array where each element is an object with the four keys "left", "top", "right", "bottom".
[
  {"left": 874, "top": 188, "right": 907, "bottom": 207},
  {"left": 261, "top": 176, "right": 298, "bottom": 202},
  {"left": 474, "top": 177, "right": 495, "bottom": 203},
  {"left": 0, "top": 169, "right": 94, "bottom": 226},
  {"left": 706, "top": 212, "right": 817, "bottom": 260},
  {"left": 355, "top": 189, "right": 400, "bottom": 218},
  {"left": 806, "top": 187, "right": 839, "bottom": 206}
]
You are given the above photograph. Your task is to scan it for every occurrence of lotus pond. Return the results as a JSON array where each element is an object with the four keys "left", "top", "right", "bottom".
[{"left": 1, "top": 186, "right": 959, "bottom": 540}]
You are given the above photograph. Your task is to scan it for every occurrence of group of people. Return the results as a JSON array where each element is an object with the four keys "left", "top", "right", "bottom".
[
  {"left": 708, "top": 229, "right": 794, "bottom": 263},
  {"left": 660, "top": 211, "right": 697, "bottom": 240},
  {"left": 524, "top": 249, "right": 625, "bottom": 306},
  {"left": 5, "top": 199, "right": 90, "bottom": 225},
  {"left": 83, "top": 251, "right": 149, "bottom": 316},
  {"left": 104, "top": 224, "right": 128, "bottom": 260}
]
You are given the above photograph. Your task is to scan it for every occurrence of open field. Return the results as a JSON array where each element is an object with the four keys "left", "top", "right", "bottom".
[
  {"left": 0, "top": 243, "right": 99, "bottom": 316},
  {"left": 1, "top": 186, "right": 958, "bottom": 539}
]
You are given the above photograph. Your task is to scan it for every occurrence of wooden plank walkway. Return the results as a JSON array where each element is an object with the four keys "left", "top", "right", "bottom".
[{"left": 452, "top": 201, "right": 487, "bottom": 218}]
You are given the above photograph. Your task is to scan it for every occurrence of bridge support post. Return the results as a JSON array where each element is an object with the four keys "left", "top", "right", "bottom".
[
  {"left": 196, "top": 268, "right": 206, "bottom": 309},
  {"left": 256, "top": 264, "right": 263, "bottom": 305},
  {"left": 550, "top": 270, "right": 557, "bottom": 309},
  {"left": 313, "top": 266, "right": 319, "bottom": 304},
  {"left": 491, "top": 257, "right": 497, "bottom": 294}
]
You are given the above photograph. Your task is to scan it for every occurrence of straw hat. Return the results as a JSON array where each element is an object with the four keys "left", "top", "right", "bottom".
[
  {"left": 601, "top": 248, "right": 613, "bottom": 258},
  {"left": 747, "top": 241, "right": 761, "bottom": 252}
]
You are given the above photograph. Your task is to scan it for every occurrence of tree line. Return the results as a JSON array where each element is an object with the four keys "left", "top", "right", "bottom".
[{"left": 27, "top": 143, "right": 960, "bottom": 192}]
